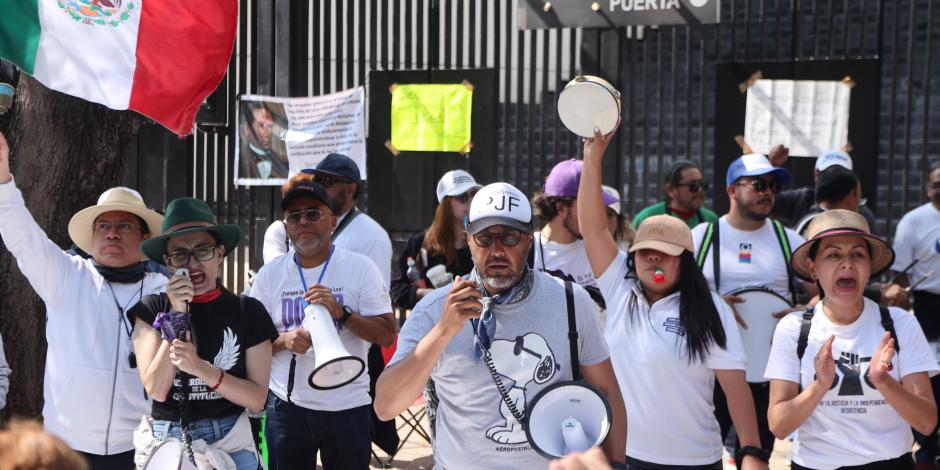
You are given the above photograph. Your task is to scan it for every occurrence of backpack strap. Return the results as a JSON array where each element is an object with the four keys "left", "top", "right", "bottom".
[
  {"left": 333, "top": 208, "right": 360, "bottom": 239},
  {"left": 796, "top": 307, "right": 815, "bottom": 361},
  {"left": 564, "top": 281, "right": 581, "bottom": 381},
  {"left": 771, "top": 219, "right": 798, "bottom": 305},
  {"left": 695, "top": 222, "right": 713, "bottom": 268},
  {"left": 879, "top": 305, "right": 901, "bottom": 353}
]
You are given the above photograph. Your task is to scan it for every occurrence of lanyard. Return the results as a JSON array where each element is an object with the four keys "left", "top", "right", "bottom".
[
  {"left": 105, "top": 279, "right": 144, "bottom": 339},
  {"left": 293, "top": 245, "right": 335, "bottom": 307}
]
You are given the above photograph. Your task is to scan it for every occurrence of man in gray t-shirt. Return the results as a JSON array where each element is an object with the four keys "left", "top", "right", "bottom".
[{"left": 375, "top": 182, "right": 626, "bottom": 469}]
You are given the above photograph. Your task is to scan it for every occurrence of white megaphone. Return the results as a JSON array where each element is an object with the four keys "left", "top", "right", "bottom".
[
  {"left": 302, "top": 303, "right": 365, "bottom": 390},
  {"left": 524, "top": 381, "right": 612, "bottom": 459}
]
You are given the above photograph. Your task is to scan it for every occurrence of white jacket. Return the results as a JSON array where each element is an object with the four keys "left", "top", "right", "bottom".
[{"left": 0, "top": 178, "right": 167, "bottom": 455}]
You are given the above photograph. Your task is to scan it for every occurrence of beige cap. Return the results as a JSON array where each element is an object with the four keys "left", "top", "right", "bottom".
[{"left": 629, "top": 214, "right": 694, "bottom": 256}]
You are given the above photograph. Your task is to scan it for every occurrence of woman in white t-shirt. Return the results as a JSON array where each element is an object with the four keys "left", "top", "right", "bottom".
[
  {"left": 578, "top": 129, "right": 768, "bottom": 470},
  {"left": 765, "top": 209, "right": 939, "bottom": 470}
]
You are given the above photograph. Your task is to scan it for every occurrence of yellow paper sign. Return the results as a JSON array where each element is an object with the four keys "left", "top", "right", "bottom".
[{"left": 391, "top": 84, "right": 473, "bottom": 153}]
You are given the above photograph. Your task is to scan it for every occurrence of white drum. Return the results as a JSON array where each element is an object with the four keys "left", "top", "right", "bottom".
[
  {"left": 142, "top": 439, "right": 197, "bottom": 470},
  {"left": 557, "top": 75, "right": 621, "bottom": 138},
  {"left": 726, "top": 287, "right": 793, "bottom": 382}
]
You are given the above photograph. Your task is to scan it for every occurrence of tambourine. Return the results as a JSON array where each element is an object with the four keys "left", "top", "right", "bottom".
[
  {"left": 141, "top": 438, "right": 197, "bottom": 470},
  {"left": 557, "top": 75, "right": 621, "bottom": 138}
]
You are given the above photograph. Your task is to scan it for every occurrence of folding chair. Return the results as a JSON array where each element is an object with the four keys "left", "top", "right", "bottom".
[{"left": 372, "top": 394, "right": 433, "bottom": 468}]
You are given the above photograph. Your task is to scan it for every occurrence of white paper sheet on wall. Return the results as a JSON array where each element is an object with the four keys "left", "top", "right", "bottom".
[{"left": 744, "top": 79, "right": 851, "bottom": 157}]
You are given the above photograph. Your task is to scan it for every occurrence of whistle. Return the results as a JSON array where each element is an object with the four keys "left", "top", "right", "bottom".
[{"left": 653, "top": 268, "right": 665, "bottom": 284}]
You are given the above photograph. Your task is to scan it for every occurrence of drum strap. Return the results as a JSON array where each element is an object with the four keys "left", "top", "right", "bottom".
[
  {"left": 696, "top": 220, "right": 796, "bottom": 303},
  {"left": 565, "top": 281, "right": 581, "bottom": 381},
  {"left": 796, "top": 305, "right": 899, "bottom": 362}
]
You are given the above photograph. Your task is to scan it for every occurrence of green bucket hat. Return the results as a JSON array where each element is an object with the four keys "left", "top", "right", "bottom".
[{"left": 140, "top": 198, "right": 241, "bottom": 264}]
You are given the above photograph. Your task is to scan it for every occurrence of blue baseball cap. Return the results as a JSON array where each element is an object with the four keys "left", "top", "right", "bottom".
[
  {"left": 726, "top": 153, "right": 791, "bottom": 187},
  {"left": 309, "top": 153, "right": 361, "bottom": 182}
]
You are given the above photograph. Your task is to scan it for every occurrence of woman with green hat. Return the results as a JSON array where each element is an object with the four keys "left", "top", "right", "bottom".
[
  {"left": 128, "top": 198, "right": 278, "bottom": 469},
  {"left": 766, "top": 209, "right": 938, "bottom": 470}
]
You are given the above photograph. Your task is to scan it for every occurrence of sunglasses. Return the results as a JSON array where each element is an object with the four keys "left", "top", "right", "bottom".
[
  {"left": 452, "top": 190, "right": 478, "bottom": 203},
  {"left": 284, "top": 208, "right": 326, "bottom": 225},
  {"left": 674, "top": 180, "right": 709, "bottom": 192},
  {"left": 316, "top": 174, "right": 352, "bottom": 188},
  {"left": 166, "top": 244, "right": 218, "bottom": 268},
  {"left": 736, "top": 178, "right": 777, "bottom": 193},
  {"left": 472, "top": 229, "right": 523, "bottom": 248}
]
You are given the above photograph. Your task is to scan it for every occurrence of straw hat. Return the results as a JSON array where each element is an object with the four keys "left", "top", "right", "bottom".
[
  {"left": 67, "top": 187, "right": 164, "bottom": 261},
  {"left": 629, "top": 215, "right": 694, "bottom": 256},
  {"left": 140, "top": 198, "right": 241, "bottom": 264},
  {"left": 790, "top": 209, "right": 894, "bottom": 281}
]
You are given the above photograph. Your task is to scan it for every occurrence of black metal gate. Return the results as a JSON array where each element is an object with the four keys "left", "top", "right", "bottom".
[{"left": 124, "top": 0, "right": 940, "bottom": 293}]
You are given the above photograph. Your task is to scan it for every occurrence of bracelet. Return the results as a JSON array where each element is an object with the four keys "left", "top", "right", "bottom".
[{"left": 208, "top": 368, "right": 224, "bottom": 392}]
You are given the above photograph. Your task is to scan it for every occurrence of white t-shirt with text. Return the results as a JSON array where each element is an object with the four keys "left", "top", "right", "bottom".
[
  {"left": 598, "top": 250, "right": 747, "bottom": 465},
  {"left": 532, "top": 232, "right": 597, "bottom": 288},
  {"left": 248, "top": 247, "right": 392, "bottom": 411},
  {"left": 764, "top": 300, "right": 939, "bottom": 469}
]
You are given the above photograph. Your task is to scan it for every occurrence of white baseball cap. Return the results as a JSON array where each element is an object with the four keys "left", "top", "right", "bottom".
[
  {"left": 815, "top": 150, "right": 853, "bottom": 172},
  {"left": 436, "top": 169, "right": 482, "bottom": 203},
  {"left": 601, "top": 185, "right": 621, "bottom": 215},
  {"left": 466, "top": 182, "right": 532, "bottom": 234}
]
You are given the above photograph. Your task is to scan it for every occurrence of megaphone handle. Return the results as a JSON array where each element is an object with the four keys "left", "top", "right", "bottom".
[{"left": 286, "top": 354, "right": 297, "bottom": 403}]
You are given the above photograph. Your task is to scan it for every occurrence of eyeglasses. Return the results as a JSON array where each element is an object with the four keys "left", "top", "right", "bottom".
[
  {"left": 284, "top": 208, "right": 326, "bottom": 225},
  {"left": 675, "top": 180, "right": 709, "bottom": 192},
  {"left": 472, "top": 229, "right": 523, "bottom": 248},
  {"left": 166, "top": 244, "right": 218, "bottom": 268},
  {"left": 93, "top": 221, "right": 141, "bottom": 235},
  {"left": 315, "top": 174, "right": 352, "bottom": 188},
  {"left": 929, "top": 182, "right": 940, "bottom": 190},
  {"left": 452, "top": 190, "right": 478, "bottom": 203},
  {"left": 736, "top": 178, "right": 777, "bottom": 193}
]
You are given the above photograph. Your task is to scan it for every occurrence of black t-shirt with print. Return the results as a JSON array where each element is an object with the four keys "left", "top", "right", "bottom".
[{"left": 128, "top": 289, "right": 279, "bottom": 422}]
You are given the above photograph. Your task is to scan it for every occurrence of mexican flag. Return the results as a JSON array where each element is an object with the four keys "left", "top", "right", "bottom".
[{"left": 0, "top": 0, "right": 237, "bottom": 136}]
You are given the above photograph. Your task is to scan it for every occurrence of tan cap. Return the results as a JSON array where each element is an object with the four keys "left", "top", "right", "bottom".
[
  {"left": 629, "top": 214, "right": 694, "bottom": 256},
  {"left": 790, "top": 209, "right": 895, "bottom": 281}
]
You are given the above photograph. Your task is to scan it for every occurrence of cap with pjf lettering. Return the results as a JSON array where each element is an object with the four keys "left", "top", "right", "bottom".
[{"left": 466, "top": 182, "right": 532, "bottom": 234}]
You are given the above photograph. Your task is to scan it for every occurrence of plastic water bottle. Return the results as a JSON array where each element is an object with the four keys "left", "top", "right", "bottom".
[{"left": 406, "top": 257, "right": 427, "bottom": 288}]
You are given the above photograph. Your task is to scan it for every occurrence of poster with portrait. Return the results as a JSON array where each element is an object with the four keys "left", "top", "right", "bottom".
[{"left": 235, "top": 87, "right": 367, "bottom": 186}]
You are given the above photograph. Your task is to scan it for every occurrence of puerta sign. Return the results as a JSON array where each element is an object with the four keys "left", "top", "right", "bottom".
[{"left": 519, "top": 0, "right": 719, "bottom": 29}]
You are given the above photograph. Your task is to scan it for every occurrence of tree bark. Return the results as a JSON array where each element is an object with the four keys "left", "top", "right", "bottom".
[{"left": 0, "top": 74, "right": 140, "bottom": 420}]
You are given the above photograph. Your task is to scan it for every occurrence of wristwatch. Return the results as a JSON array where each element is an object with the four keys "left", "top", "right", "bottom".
[
  {"left": 338, "top": 305, "right": 353, "bottom": 326},
  {"left": 735, "top": 446, "right": 770, "bottom": 463}
]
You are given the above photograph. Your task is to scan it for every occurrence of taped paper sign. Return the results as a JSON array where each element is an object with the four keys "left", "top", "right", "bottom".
[
  {"left": 744, "top": 79, "right": 851, "bottom": 157},
  {"left": 391, "top": 84, "right": 473, "bottom": 153},
  {"left": 236, "top": 87, "right": 366, "bottom": 186}
]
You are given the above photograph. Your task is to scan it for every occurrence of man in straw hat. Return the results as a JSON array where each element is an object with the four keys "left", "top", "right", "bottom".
[
  {"left": 248, "top": 179, "right": 395, "bottom": 470},
  {"left": 0, "top": 132, "right": 166, "bottom": 470},
  {"left": 375, "top": 182, "right": 626, "bottom": 469}
]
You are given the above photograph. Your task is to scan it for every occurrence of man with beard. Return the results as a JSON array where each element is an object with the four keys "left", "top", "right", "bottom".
[
  {"left": 248, "top": 180, "right": 396, "bottom": 469},
  {"left": 0, "top": 132, "right": 166, "bottom": 470},
  {"left": 691, "top": 153, "right": 810, "bottom": 459},
  {"left": 632, "top": 160, "right": 718, "bottom": 229},
  {"left": 531, "top": 159, "right": 617, "bottom": 307},
  {"left": 374, "top": 182, "right": 627, "bottom": 469},
  {"left": 883, "top": 161, "right": 940, "bottom": 469},
  {"left": 239, "top": 101, "right": 289, "bottom": 180}
]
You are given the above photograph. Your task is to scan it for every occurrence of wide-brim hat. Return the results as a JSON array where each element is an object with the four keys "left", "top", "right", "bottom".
[
  {"left": 790, "top": 209, "right": 894, "bottom": 281},
  {"left": 67, "top": 187, "right": 165, "bottom": 262},
  {"left": 140, "top": 198, "right": 241, "bottom": 264}
]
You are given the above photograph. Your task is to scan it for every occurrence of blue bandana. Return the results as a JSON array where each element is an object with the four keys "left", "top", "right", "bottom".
[{"left": 468, "top": 266, "right": 533, "bottom": 359}]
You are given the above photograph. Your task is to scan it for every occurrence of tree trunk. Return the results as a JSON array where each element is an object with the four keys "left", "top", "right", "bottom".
[{"left": 0, "top": 74, "right": 140, "bottom": 420}]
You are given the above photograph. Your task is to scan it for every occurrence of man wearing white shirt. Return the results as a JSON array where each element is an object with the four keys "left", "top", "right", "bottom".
[
  {"left": 248, "top": 180, "right": 395, "bottom": 469},
  {"left": 691, "top": 153, "right": 810, "bottom": 457},
  {"left": 0, "top": 132, "right": 167, "bottom": 470}
]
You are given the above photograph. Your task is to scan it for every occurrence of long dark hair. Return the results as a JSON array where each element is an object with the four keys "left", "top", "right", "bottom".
[{"left": 626, "top": 250, "right": 727, "bottom": 362}]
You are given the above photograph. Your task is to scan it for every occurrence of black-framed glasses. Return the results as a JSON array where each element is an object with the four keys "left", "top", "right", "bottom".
[
  {"left": 675, "top": 180, "right": 709, "bottom": 192},
  {"left": 452, "top": 189, "right": 478, "bottom": 203},
  {"left": 315, "top": 174, "right": 352, "bottom": 188},
  {"left": 166, "top": 244, "right": 218, "bottom": 268},
  {"left": 472, "top": 229, "right": 523, "bottom": 248},
  {"left": 736, "top": 178, "right": 777, "bottom": 193},
  {"left": 93, "top": 221, "right": 141, "bottom": 235},
  {"left": 284, "top": 208, "right": 326, "bottom": 225},
  {"left": 929, "top": 181, "right": 940, "bottom": 190}
]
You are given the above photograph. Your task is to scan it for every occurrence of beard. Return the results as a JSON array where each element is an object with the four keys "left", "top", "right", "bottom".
[
  {"left": 735, "top": 194, "right": 772, "bottom": 221},
  {"left": 562, "top": 211, "right": 582, "bottom": 240},
  {"left": 481, "top": 270, "right": 520, "bottom": 290}
]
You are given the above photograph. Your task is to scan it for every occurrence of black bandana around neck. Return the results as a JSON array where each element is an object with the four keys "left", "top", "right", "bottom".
[{"left": 94, "top": 261, "right": 147, "bottom": 284}]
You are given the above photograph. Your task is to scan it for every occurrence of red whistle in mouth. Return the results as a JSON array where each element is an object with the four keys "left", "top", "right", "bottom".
[{"left": 653, "top": 268, "right": 665, "bottom": 284}]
